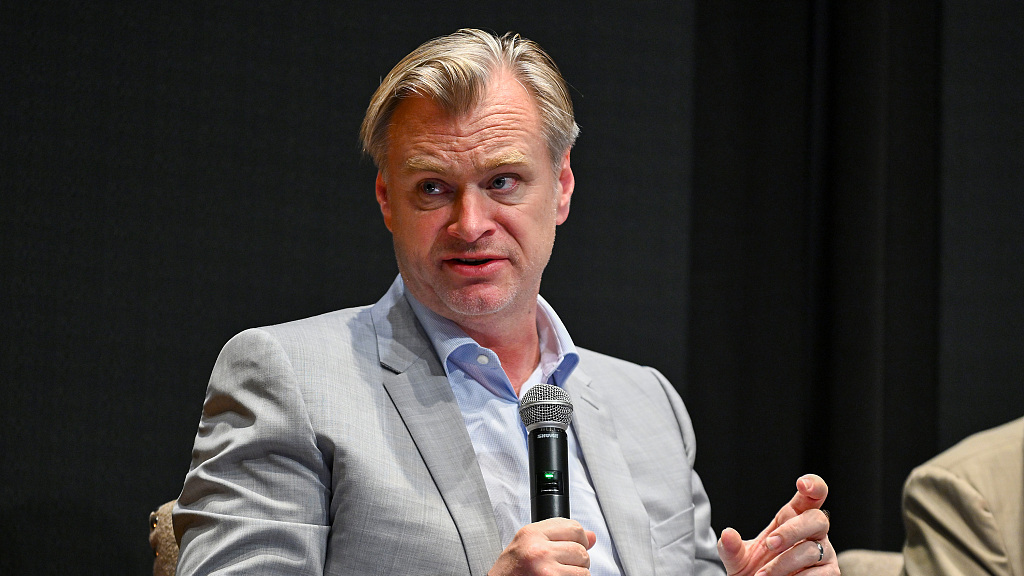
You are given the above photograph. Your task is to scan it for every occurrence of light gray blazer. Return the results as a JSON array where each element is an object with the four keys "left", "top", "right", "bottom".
[{"left": 174, "top": 279, "right": 725, "bottom": 575}]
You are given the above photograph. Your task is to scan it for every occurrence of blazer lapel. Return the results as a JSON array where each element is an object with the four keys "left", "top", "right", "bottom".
[
  {"left": 372, "top": 286, "right": 502, "bottom": 576},
  {"left": 565, "top": 367, "right": 655, "bottom": 576}
]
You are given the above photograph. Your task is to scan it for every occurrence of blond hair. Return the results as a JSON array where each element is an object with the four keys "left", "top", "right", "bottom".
[{"left": 360, "top": 29, "right": 579, "bottom": 171}]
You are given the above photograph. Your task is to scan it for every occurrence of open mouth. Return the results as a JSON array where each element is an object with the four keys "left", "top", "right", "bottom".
[{"left": 454, "top": 258, "right": 492, "bottom": 265}]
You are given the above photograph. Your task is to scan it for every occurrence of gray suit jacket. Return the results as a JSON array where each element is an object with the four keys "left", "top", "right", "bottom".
[{"left": 174, "top": 279, "right": 725, "bottom": 575}]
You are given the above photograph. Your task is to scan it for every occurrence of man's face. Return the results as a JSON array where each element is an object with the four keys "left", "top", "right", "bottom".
[{"left": 375, "top": 71, "right": 574, "bottom": 328}]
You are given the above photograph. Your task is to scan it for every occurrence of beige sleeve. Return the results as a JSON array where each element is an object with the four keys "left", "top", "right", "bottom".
[{"left": 900, "top": 464, "right": 1014, "bottom": 576}]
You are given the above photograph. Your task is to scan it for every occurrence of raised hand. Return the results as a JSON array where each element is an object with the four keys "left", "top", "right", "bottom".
[{"left": 717, "top": 474, "right": 838, "bottom": 576}]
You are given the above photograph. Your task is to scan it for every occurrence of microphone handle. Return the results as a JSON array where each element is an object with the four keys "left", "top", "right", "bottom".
[{"left": 528, "top": 426, "right": 569, "bottom": 521}]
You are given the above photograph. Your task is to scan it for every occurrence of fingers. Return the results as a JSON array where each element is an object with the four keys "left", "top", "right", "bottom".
[
  {"left": 717, "top": 527, "right": 751, "bottom": 573},
  {"left": 718, "top": 475, "right": 835, "bottom": 576},
  {"left": 489, "top": 519, "right": 594, "bottom": 576},
  {"left": 533, "top": 517, "right": 594, "bottom": 549},
  {"left": 765, "top": 475, "right": 829, "bottom": 536},
  {"left": 790, "top": 474, "right": 828, "bottom": 515},
  {"left": 754, "top": 536, "right": 838, "bottom": 576},
  {"left": 757, "top": 506, "right": 834, "bottom": 576},
  {"left": 765, "top": 508, "right": 830, "bottom": 553}
]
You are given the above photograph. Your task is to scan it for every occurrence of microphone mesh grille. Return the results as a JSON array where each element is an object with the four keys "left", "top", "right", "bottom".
[{"left": 519, "top": 384, "right": 573, "bottom": 429}]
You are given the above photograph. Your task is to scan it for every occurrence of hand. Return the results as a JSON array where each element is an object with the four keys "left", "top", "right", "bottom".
[
  {"left": 488, "top": 518, "right": 597, "bottom": 576},
  {"left": 717, "top": 474, "right": 838, "bottom": 575}
]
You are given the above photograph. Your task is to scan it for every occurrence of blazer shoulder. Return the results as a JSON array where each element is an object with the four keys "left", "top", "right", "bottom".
[
  {"left": 211, "top": 305, "right": 381, "bottom": 396},
  {"left": 261, "top": 305, "right": 374, "bottom": 338},
  {"left": 904, "top": 416, "right": 1024, "bottom": 502},
  {"left": 901, "top": 417, "right": 1023, "bottom": 575},
  {"left": 913, "top": 417, "right": 1024, "bottom": 479},
  {"left": 221, "top": 306, "right": 374, "bottom": 356}
]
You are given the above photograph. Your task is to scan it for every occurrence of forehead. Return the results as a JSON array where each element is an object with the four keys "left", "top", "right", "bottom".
[{"left": 385, "top": 74, "right": 549, "bottom": 174}]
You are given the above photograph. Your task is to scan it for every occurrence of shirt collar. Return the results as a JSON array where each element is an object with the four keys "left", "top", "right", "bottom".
[{"left": 399, "top": 276, "right": 580, "bottom": 387}]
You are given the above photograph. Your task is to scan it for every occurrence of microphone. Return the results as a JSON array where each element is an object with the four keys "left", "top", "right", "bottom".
[{"left": 518, "top": 383, "right": 573, "bottom": 521}]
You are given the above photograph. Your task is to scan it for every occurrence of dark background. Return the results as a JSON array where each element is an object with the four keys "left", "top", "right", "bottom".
[{"left": 3, "top": 1, "right": 1022, "bottom": 572}]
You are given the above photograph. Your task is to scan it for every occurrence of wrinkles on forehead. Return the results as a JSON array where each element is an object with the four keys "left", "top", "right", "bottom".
[
  {"left": 384, "top": 77, "right": 545, "bottom": 182},
  {"left": 402, "top": 149, "right": 529, "bottom": 176}
]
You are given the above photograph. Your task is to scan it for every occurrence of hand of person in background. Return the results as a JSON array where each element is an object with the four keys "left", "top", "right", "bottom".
[{"left": 718, "top": 474, "right": 838, "bottom": 575}]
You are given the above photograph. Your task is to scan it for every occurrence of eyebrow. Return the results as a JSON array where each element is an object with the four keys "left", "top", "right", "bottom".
[
  {"left": 403, "top": 156, "right": 447, "bottom": 174},
  {"left": 482, "top": 150, "right": 529, "bottom": 171},
  {"left": 402, "top": 149, "right": 530, "bottom": 175}
]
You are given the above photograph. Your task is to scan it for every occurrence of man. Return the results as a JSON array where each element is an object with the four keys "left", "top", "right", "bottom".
[
  {"left": 174, "top": 29, "right": 837, "bottom": 575},
  {"left": 901, "top": 416, "right": 1024, "bottom": 575}
]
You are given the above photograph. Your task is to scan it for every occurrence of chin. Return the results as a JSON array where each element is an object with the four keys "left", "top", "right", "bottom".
[{"left": 440, "top": 286, "right": 518, "bottom": 318}]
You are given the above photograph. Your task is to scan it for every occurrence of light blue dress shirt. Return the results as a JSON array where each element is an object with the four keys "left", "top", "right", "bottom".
[{"left": 404, "top": 281, "right": 624, "bottom": 576}]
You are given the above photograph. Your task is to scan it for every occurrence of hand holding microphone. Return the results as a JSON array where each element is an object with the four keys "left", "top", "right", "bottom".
[{"left": 488, "top": 384, "right": 594, "bottom": 576}]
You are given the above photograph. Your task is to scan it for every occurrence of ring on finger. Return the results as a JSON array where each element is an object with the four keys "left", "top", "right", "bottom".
[{"left": 814, "top": 540, "right": 824, "bottom": 563}]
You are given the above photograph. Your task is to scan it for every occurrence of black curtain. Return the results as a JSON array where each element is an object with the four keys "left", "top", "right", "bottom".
[
  {"left": 3, "top": 0, "right": 1022, "bottom": 572},
  {"left": 690, "top": 0, "right": 944, "bottom": 548},
  {"left": 688, "top": 0, "right": 1024, "bottom": 550}
]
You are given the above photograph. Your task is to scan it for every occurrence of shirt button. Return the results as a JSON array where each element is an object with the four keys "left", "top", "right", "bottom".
[{"left": 476, "top": 354, "right": 490, "bottom": 365}]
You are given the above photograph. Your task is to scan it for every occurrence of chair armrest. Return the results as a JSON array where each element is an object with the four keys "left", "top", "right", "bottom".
[{"left": 837, "top": 549, "right": 903, "bottom": 576}]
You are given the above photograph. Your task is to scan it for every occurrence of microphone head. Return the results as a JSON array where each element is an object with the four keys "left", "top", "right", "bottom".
[{"left": 519, "top": 383, "right": 573, "bottom": 431}]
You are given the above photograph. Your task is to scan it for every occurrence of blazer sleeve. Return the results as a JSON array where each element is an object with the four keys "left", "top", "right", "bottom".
[
  {"left": 651, "top": 367, "right": 727, "bottom": 576},
  {"left": 900, "top": 464, "right": 1013, "bottom": 576},
  {"left": 174, "top": 328, "right": 332, "bottom": 575}
]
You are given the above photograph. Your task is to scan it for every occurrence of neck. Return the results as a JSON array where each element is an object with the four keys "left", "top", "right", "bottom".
[{"left": 457, "top": 305, "right": 540, "bottom": 396}]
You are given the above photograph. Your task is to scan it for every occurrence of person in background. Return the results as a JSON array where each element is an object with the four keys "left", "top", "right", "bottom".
[{"left": 901, "top": 416, "right": 1024, "bottom": 575}]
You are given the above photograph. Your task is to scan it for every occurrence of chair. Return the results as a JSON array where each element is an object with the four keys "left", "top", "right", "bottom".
[
  {"left": 837, "top": 549, "right": 903, "bottom": 576},
  {"left": 149, "top": 500, "right": 179, "bottom": 576}
]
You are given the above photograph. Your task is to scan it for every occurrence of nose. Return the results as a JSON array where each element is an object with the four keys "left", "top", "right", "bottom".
[{"left": 447, "top": 188, "right": 496, "bottom": 242}]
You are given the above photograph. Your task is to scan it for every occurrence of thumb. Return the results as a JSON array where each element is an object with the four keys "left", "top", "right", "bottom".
[
  {"left": 585, "top": 529, "right": 597, "bottom": 549},
  {"left": 717, "top": 527, "right": 747, "bottom": 573}
]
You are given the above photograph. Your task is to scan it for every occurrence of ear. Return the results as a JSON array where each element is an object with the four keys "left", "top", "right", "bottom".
[
  {"left": 554, "top": 150, "right": 574, "bottom": 225},
  {"left": 375, "top": 170, "right": 393, "bottom": 232}
]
